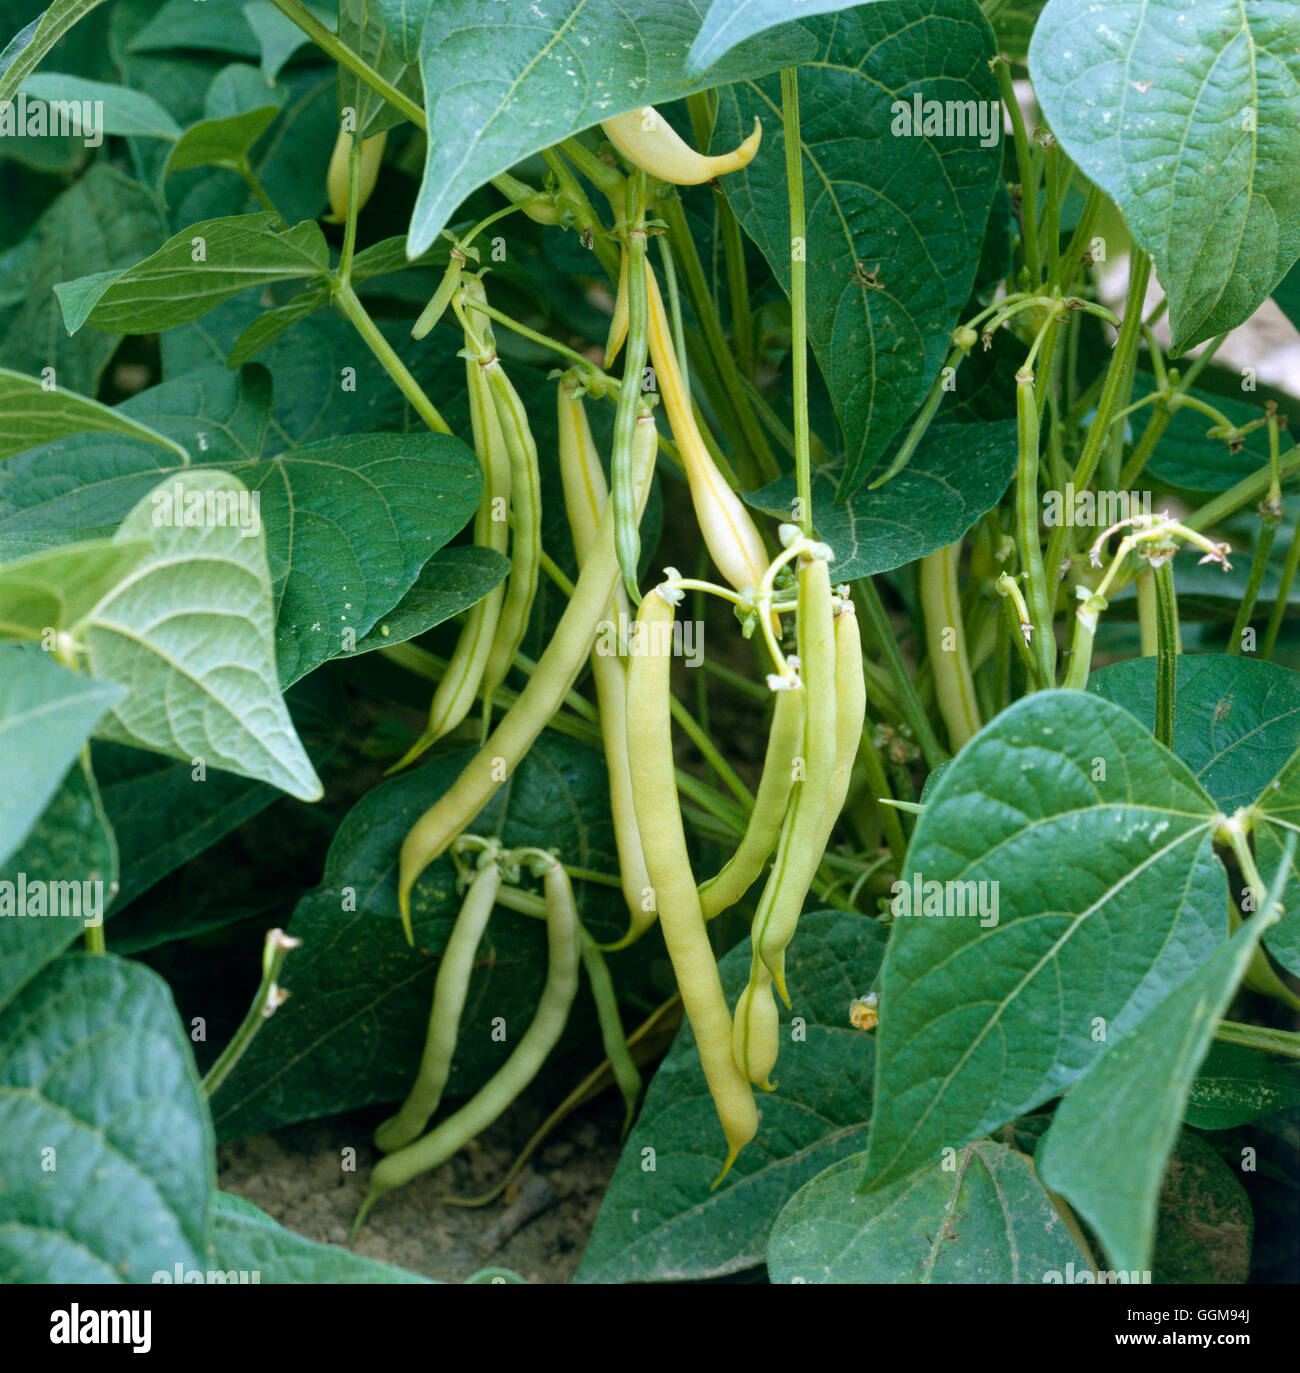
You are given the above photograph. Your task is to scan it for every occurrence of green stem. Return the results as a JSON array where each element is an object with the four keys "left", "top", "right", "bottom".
[
  {"left": 1185, "top": 445, "right": 1300, "bottom": 533},
  {"left": 781, "top": 67, "right": 812, "bottom": 536},
  {"left": 1043, "top": 249, "right": 1151, "bottom": 599},
  {"left": 336, "top": 135, "right": 361, "bottom": 285},
  {"left": 1262, "top": 511, "right": 1300, "bottom": 660},
  {"left": 540, "top": 146, "right": 620, "bottom": 280},
  {"left": 1214, "top": 1020, "right": 1300, "bottom": 1061},
  {"left": 1153, "top": 561, "right": 1178, "bottom": 748},
  {"left": 332, "top": 284, "right": 451, "bottom": 433},
  {"left": 1057, "top": 184, "right": 1103, "bottom": 293},
  {"left": 717, "top": 194, "right": 753, "bottom": 379},
  {"left": 266, "top": 0, "right": 425, "bottom": 129},
  {"left": 869, "top": 343, "right": 965, "bottom": 489},
  {"left": 854, "top": 579, "right": 948, "bottom": 769},
  {"left": 659, "top": 194, "right": 778, "bottom": 484},
  {"left": 1015, "top": 368, "right": 1055, "bottom": 684},
  {"left": 994, "top": 58, "right": 1040, "bottom": 284},
  {"left": 658, "top": 233, "right": 689, "bottom": 387},
  {"left": 203, "top": 929, "right": 301, "bottom": 1097},
  {"left": 471, "top": 297, "right": 615, "bottom": 381},
  {"left": 669, "top": 693, "right": 754, "bottom": 810},
  {"left": 1227, "top": 513, "right": 1279, "bottom": 655},
  {"left": 236, "top": 157, "right": 286, "bottom": 228}
]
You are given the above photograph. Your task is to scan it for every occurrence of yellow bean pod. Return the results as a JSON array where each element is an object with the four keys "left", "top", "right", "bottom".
[
  {"left": 604, "top": 247, "right": 629, "bottom": 368},
  {"left": 732, "top": 965, "right": 780, "bottom": 1091},
  {"left": 645, "top": 262, "right": 768, "bottom": 594},
  {"left": 556, "top": 379, "right": 653, "bottom": 943},
  {"left": 626, "top": 585, "right": 757, "bottom": 1184},
  {"left": 752, "top": 557, "right": 837, "bottom": 1007},
  {"left": 601, "top": 106, "right": 761, "bottom": 185},
  {"left": 325, "top": 129, "right": 387, "bottom": 223},
  {"left": 698, "top": 685, "right": 802, "bottom": 920}
]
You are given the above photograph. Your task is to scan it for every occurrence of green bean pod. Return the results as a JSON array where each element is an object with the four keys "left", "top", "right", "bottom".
[
  {"left": 732, "top": 961, "right": 780, "bottom": 1090},
  {"left": 578, "top": 927, "right": 642, "bottom": 1133},
  {"left": 698, "top": 685, "right": 803, "bottom": 920},
  {"left": 359, "top": 856, "right": 580, "bottom": 1223},
  {"left": 390, "top": 286, "right": 511, "bottom": 772},
  {"left": 611, "top": 183, "right": 650, "bottom": 603},
  {"left": 625, "top": 585, "right": 757, "bottom": 1185},
  {"left": 374, "top": 859, "right": 502, "bottom": 1154},
  {"left": 397, "top": 411, "right": 659, "bottom": 939},
  {"left": 479, "top": 356, "right": 543, "bottom": 729},
  {"left": 557, "top": 381, "right": 652, "bottom": 942},
  {"left": 752, "top": 556, "right": 837, "bottom": 1007}
]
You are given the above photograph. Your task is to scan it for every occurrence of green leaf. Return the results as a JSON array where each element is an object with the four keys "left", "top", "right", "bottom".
[
  {"left": 94, "top": 673, "right": 345, "bottom": 910},
  {"left": 1274, "top": 260, "right": 1300, "bottom": 334},
  {"left": 767, "top": 1141, "right": 1087, "bottom": 1283},
  {"left": 0, "top": 164, "right": 166, "bottom": 394},
  {"left": 861, "top": 690, "right": 1227, "bottom": 1195},
  {"left": 715, "top": 0, "right": 1004, "bottom": 496},
  {"left": 1150, "top": 1130, "right": 1252, "bottom": 1284},
  {"left": 126, "top": 0, "right": 260, "bottom": 58},
  {"left": 746, "top": 419, "right": 1017, "bottom": 579},
  {"left": 206, "top": 1192, "right": 434, "bottom": 1282},
  {"left": 407, "top": 0, "right": 818, "bottom": 257},
  {"left": 1183, "top": 1042, "right": 1300, "bottom": 1131},
  {"left": 57, "top": 213, "right": 329, "bottom": 335},
  {"left": 1132, "top": 374, "right": 1272, "bottom": 494},
  {"left": 346, "top": 545, "right": 510, "bottom": 656},
  {"left": 0, "top": 0, "right": 110, "bottom": 105},
  {"left": 76, "top": 470, "right": 323, "bottom": 801},
  {"left": 1088, "top": 655, "right": 1300, "bottom": 814},
  {"left": 1029, "top": 0, "right": 1300, "bottom": 355},
  {"left": 0, "top": 752, "right": 117, "bottom": 1013},
  {"left": 242, "top": 0, "right": 336, "bottom": 83},
  {"left": 687, "top": 1, "right": 870, "bottom": 75},
  {"left": 226, "top": 286, "right": 328, "bottom": 367},
  {"left": 0, "top": 538, "right": 149, "bottom": 638},
  {"left": 339, "top": 0, "right": 422, "bottom": 138},
  {"left": 1038, "top": 914, "right": 1272, "bottom": 1272},
  {"left": 0, "top": 645, "right": 124, "bottom": 868},
  {"left": 0, "top": 955, "right": 213, "bottom": 1282},
  {"left": 1250, "top": 746, "right": 1300, "bottom": 976},
  {"left": 0, "top": 365, "right": 189, "bottom": 463},
  {"left": 164, "top": 105, "right": 280, "bottom": 177},
  {"left": 203, "top": 60, "right": 284, "bottom": 120},
  {"left": 576, "top": 911, "right": 885, "bottom": 1284},
  {"left": 212, "top": 735, "right": 629, "bottom": 1139},
  {"left": 21, "top": 72, "right": 182, "bottom": 137}
]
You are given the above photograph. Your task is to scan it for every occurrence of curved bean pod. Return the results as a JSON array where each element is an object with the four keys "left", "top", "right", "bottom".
[
  {"left": 602, "top": 106, "right": 761, "bottom": 185},
  {"left": 374, "top": 859, "right": 502, "bottom": 1153},
  {"left": 731, "top": 963, "right": 780, "bottom": 1091},
  {"left": 698, "top": 685, "right": 803, "bottom": 920},
  {"left": 359, "top": 856, "right": 580, "bottom": 1224}
]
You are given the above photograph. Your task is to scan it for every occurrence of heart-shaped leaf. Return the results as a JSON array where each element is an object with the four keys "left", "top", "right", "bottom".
[
  {"left": 76, "top": 470, "right": 323, "bottom": 801},
  {"left": 687, "top": 0, "right": 872, "bottom": 76},
  {"left": 715, "top": 0, "right": 1003, "bottom": 495},
  {"left": 0, "top": 539, "right": 149, "bottom": 638},
  {"left": 861, "top": 690, "right": 1227, "bottom": 1194},
  {"left": 21, "top": 72, "right": 182, "bottom": 138},
  {"left": 1030, "top": 0, "right": 1300, "bottom": 355}
]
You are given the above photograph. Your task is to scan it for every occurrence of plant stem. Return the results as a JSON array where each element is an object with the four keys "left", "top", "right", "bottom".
[
  {"left": 1015, "top": 368, "right": 1055, "bottom": 684},
  {"left": 1185, "top": 445, "right": 1300, "bottom": 533},
  {"left": 332, "top": 284, "right": 451, "bottom": 433},
  {"left": 236, "top": 157, "right": 286, "bottom": 228},
  {"left": 659, "top": 194, "right": 778, "bottom": 484},
  {"left": 1043, "top": 249, "right": 1151, "bottom": 598},
  {"left": 717, "top": 194, "right": 753, "bottom": 378},
  {"left": 1153, "top": 561, "right": 1178, "bottom": 748},
  {"left": 336, "top": 135, "right": 361, "bottom": 285},
  {"left": 1227, "top": 511, "right": 1279, "bottom": 655},
  {"left": 1214, "top": 1020, "right": 1300, "bottom": 1061},
  {"left": 869, "top": 343, "right": 965, "bottom": 489},
  {"left": 781, "top": 68, "right": 812, "bottom": 535},
  {"left": 994, "top": 58, "right": 1039, "bottom": 284},
  {"left": 267, "top": 0, "right": 425, "bottom": 129},
  {"left": 203, "top": 929, "right": 301, "bottom": 1097},
  {"left": 1262, "top": 512, "right": 1300, "bottom": 660},
  {"left": 471, "top": 297, "right": 614, "bottom": 381},
  {"left": 854, "top": 579, "right": 948, "bottom": 769}
]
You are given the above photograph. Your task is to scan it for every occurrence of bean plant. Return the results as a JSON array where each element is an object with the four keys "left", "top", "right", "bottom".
[{"left": 0, "top": 0, "right": 1298, "bottom": 1291}]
